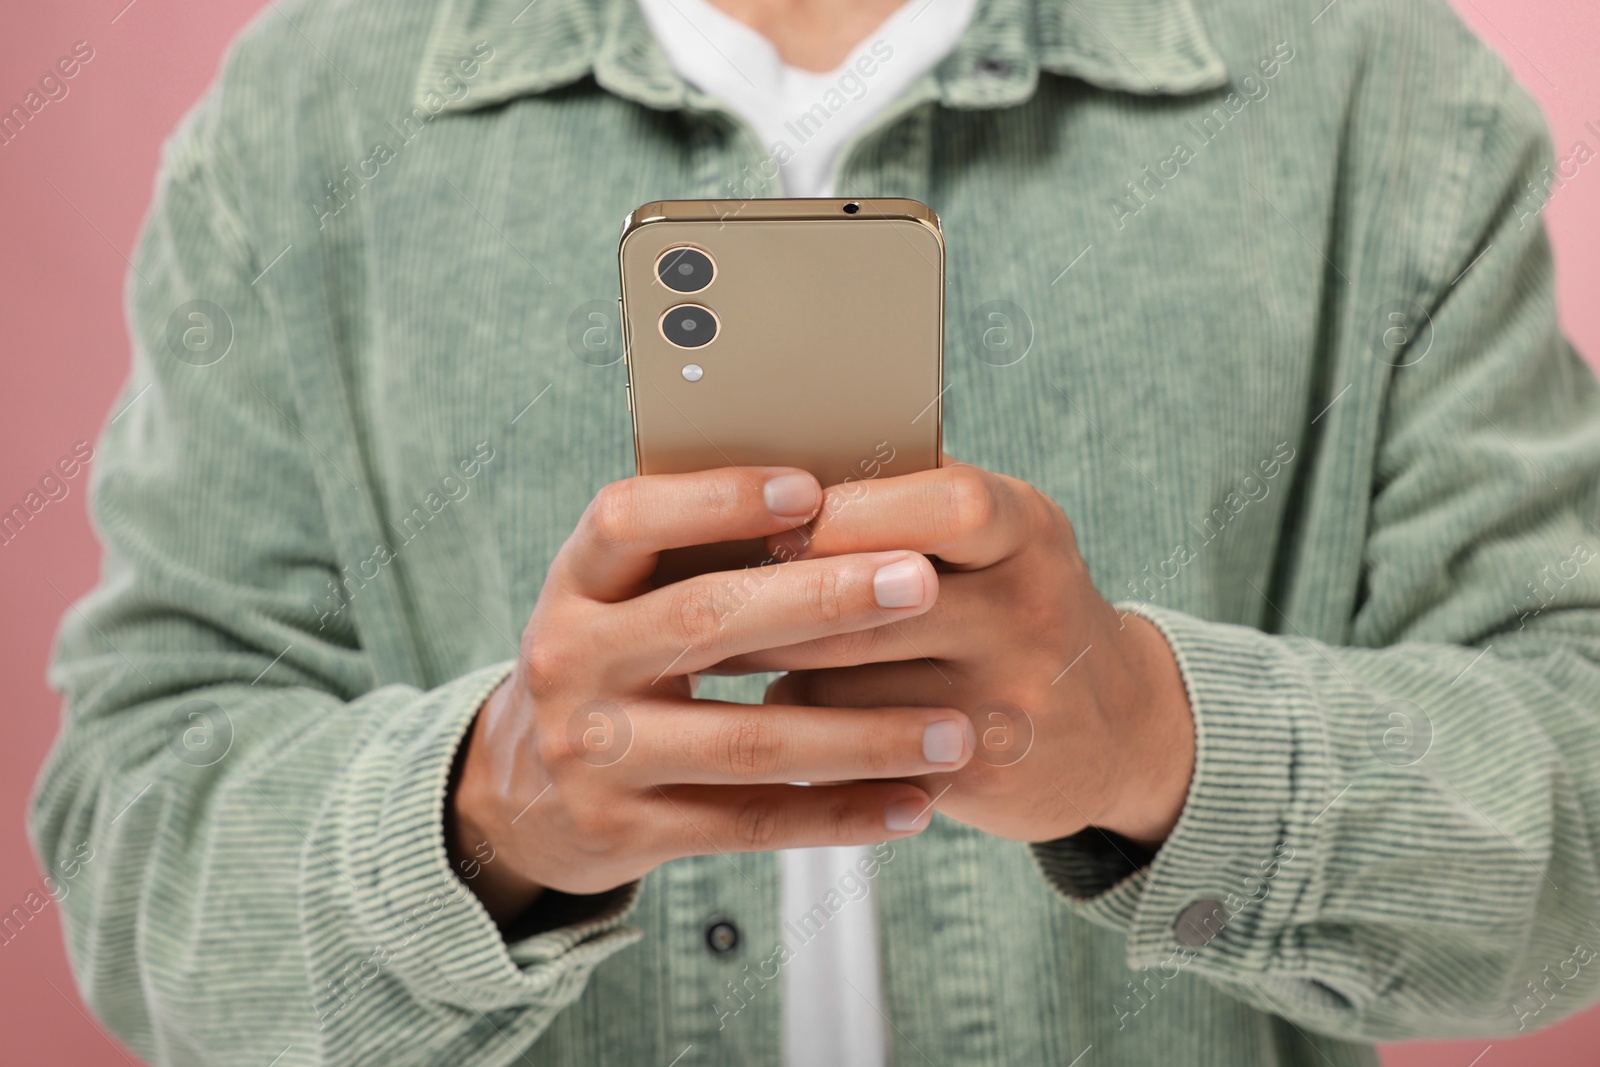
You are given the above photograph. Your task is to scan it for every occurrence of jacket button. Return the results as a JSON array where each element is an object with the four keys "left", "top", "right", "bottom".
[
  {"left": 705, "top": 917, "right": 740, "bottom": 956},
  {"left": 1174, "top": 899, "right": 1229, "bottom": 948}
]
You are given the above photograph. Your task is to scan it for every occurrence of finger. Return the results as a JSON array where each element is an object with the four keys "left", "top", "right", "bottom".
[
  {"left": 767, "top": 662, "right": 956, "bottom": 710},
  {"left": 608, "top": 700, "right": 973, "bottom": 785},
  {"left": 707, "top": 572, "right": 994, "bottom": 673},
  {"left": 556, "top": 467, "right": 823, "bottom": 600},
  {"left": 765, "top": 462, "right": 1035, "bottom": 570},
  {"left": 768, "top": 673, "right": 1039, "bottom": 781},
  {"left": 615, "top": 550, "right": 939, "bottom": 680},
  {"left": 650, "top": 782, "right": 939, "bottom": 853}
]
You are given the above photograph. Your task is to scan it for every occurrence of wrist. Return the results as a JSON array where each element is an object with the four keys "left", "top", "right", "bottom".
[
  {"left": 1096, "top": 612, "right": 1195, "bottom": 850},
  {"left": 446, "top": 677, "right": 546, "bottom": 926}
]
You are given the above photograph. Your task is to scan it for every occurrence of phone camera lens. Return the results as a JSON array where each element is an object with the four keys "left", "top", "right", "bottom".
[
  {"left": 657, "top": 247, "right": 715, "bottom": 292},
  {"left": 660, "top": 304, "right": 718, "bottom": 348}
]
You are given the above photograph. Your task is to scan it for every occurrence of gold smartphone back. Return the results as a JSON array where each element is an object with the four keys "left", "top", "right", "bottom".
[{"left": 619, "top": 196, "right": 943, "bottom": 494}]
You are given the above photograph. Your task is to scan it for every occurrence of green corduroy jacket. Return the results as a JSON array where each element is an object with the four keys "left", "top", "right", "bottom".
[{"left": 30, "top": 0, "right": 1600, "bottom": 1063}]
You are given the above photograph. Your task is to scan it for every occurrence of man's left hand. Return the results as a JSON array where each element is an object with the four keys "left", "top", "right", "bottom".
[{"left": 710, "top": 458, "right": 1196, "bottom": 851}]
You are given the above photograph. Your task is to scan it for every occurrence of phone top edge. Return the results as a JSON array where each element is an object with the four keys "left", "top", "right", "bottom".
[{"left": 619, "top": 197, "right": 942, "bottom": 245}]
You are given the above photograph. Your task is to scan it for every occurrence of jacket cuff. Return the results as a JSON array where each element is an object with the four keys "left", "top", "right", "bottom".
[
  {"left": 336, "top": 661, "right": 644, "bottom": 1013},
  {"left": 1031, "top": 601, "right": 1329, "bottom": 972}
]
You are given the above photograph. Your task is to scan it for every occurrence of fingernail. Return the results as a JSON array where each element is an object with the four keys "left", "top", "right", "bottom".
[
  {"left": 873, "top": 558, "right": 924, "bottom": 608},
  {"left": 763, "top": 473, "right": 819, "bottom": 519},
  {"left": 885, "top": 798, "right": 930, "bottom": 832},
  {"left": 923, "top": 719, "right": 966, "bottom": 765}
]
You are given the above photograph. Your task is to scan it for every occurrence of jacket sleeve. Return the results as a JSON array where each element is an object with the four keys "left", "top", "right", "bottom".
[
  {"left": 26, "top": 70, "right": 639, "bottom": 1067},
  {"left": 1033, "top": 10, "right": 1600, "bottom": 1045}
]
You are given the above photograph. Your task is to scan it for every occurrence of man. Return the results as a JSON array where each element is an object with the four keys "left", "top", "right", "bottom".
[{"left": 31, "top": 0, "right": 1600, "bottom": 1064}]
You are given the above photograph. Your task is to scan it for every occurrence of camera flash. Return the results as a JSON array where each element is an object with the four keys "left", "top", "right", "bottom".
[{"left": 681, "top": 363, "right": 703, "bottom": 382}]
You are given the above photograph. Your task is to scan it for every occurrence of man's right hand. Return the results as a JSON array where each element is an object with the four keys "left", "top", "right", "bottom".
[{"left": 447, "top": 467, "right": 975, "bottom": 925}]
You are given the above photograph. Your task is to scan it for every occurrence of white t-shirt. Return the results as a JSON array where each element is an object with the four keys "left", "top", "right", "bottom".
[{"left": 632, "top": 1, "right": 978, "bottom": 1065}]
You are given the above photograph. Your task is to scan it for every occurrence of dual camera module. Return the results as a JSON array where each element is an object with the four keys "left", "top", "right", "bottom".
[
  {"left": 656, "top": 247, "right": 717, "bottom": 349},
  {"left": 653, "top": 204, "right": 862, "bottom": 354}
]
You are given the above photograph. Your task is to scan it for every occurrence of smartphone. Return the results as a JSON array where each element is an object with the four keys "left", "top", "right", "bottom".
[{"left": 617, "top": 197, "right": 944, "bottom": 583}]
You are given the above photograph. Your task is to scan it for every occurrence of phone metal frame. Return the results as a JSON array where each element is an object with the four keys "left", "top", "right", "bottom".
[{"left": 617, "top": 197, "right": 945, "bottom": 477}]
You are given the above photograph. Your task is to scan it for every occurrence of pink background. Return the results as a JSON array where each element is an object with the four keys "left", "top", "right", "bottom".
[{"left": 1, "top": 1, "right": 1596, "bottom": 1063}]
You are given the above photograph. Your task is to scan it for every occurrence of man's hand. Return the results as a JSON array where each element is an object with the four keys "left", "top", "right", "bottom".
[
  {"left": 714, "top": 459, "right": 1196, "bottom": 851},
  {"left": 448, "top": 467, "right": 977, "bottom": 925}
]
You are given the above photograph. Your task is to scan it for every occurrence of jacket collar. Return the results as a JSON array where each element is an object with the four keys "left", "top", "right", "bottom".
[{"left": 414, "top": 0, "right": 1229, "bottom": 116}]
